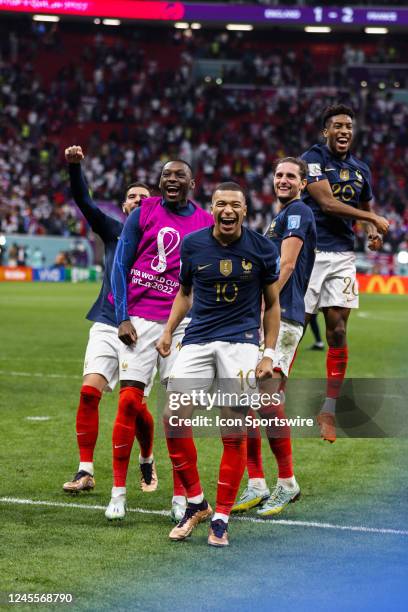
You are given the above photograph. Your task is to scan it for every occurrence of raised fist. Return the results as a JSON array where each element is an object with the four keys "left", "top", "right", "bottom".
[{"left": 65, "top": 145, "right": 84, "bottom": 164}]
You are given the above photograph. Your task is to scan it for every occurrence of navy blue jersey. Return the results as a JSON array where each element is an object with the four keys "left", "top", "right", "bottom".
[
  {"left": 179, "top": 226, "right": 280, "bottom": 346},
  {"left": 69, "top": 163, "right": 122, "bottom": 327},
  {"left": 266, "top": 199, "right": 316, "bottom": 326},
  {"left": 301, "top": 143, "right": 373, "bottom": 252}
]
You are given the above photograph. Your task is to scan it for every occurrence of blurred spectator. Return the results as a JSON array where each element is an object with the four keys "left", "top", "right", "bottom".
[{"left": 0, "top": 21, "right": 406, "bottom": 255}]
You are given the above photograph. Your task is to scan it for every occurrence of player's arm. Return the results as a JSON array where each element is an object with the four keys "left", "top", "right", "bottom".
[
  {"left": 358, "top": 200, "right": 384, "bottom": 251},
  {"left": 278, "top": 236, "right": 304, "bottom": 292},
  {"left": 111, "top": 209, "right": 142, "bottom": 345},
  {"left": 156, "top": 285, "right": 193, "bottom": 358},
  {"left": 256, "top": 281, "right": 280, "bottom": 380},
  {"left": 66, "top": 145, "right": 114, "bottom": 240},
  {"left": 157, "top": 239, "right": 193, "bottom": 357},
  {"left": 306, "top": 180, "right": 389, "bottom": 234}
]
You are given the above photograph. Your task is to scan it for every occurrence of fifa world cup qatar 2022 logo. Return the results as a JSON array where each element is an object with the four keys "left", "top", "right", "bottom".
[{"left": 151, "top": 227, "right": 181, "bottom": 273}]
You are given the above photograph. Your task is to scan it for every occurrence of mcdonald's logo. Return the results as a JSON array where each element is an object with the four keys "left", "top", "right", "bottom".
[{"left": 357, "top": 274, "right": 408, "bottom": 295}]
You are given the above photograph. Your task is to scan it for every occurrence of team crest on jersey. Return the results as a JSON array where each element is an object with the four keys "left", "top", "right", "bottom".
[
  {"left": 340, "top": 169, "right": 350, "bottom": 181},
  {"left": 267, "top": 220, "right": 276, "bottom": 238},
  {"left": 220, "top": 259, "right": 232, "bottom": 276},
  {"left": 355, "top": 170, "right": 363, "bottom": 181},
  {"left": 121, "top": 361, "right": 128, "bottom": 371},
  {"left": 242, "top": 259, "right": 252, "bottom": 272}
]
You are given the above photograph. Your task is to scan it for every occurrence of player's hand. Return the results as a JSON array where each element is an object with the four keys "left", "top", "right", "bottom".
[
  {"left": 65, "top": 145, "right": 84, "bottom": 164},
  {"left": 255, "top": 356, "right": 274, "bottom": 380},
  {"left": 372, "top": 214, "right": 389, "bottom": 235},
  {"left": 367, "top": 233, "right": 383, "bottom": 251},
  {"left": 118, "top": 320, "right": 137, "bottom": 346},
  {"left": 156, "top": 330, "right": 172, "bottom": 358}
]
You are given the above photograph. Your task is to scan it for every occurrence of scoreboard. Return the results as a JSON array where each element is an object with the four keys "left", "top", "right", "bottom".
[{"left": 0, "top": 1, "right": 407, "bottom": 28}]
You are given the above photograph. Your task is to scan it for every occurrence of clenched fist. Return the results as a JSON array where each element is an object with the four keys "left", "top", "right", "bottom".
[{"left": 65, "top": 145, "right": 84, "bottom": 164}]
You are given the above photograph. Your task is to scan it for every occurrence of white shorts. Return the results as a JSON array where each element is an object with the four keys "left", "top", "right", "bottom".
[
  {"left": 167, "top": 341, "right": 259, "bottom": 400},
  {"left": 83, "top": 323, "right": 121, "bottom": 392},
  {"left": 304, "top": 251, "right": 359, "bottom": 314},
  {"left": 273, "top": 320, "right": 303, "bottom": 378},
  {"left": 118, "top": 316, "right": 188, "bottom": 385},
  {"left": 83, "top": 322, "right": 155, "bottom": 394}
]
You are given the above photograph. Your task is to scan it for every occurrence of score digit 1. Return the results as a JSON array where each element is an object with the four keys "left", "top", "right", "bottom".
[{"left": 313, "top": 7, "right": 323, "bottom": 22}]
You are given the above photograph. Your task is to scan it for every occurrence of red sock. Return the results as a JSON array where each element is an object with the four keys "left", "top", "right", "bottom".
[
  {"left": 216, "top": 435, "right": 247, "bottom": 515},
  {"left": 172, "top": 467, "right": 186, "bottom": 497},
  {"left": 262, "top": 401, "right": 293, "bottom": 479},
  {"left": 112, "top": 386, "right": 144, "bottom": 487},
  {"left": 135, "top": 401, "right": 154, "bottom": 459},
  {"left": 76, "top": 385, "right": 101, "bottom": 462},
  {"left": 246, "top": 410, "right": 264, "bottom": 479},
  {"left": 164, "top": 417, "right": 202, "bottom": 498},
  {"left": 326, "top": 346, "right": 348, "bottom": 399}
]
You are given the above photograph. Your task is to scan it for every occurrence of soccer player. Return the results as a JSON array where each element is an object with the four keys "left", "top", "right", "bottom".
[
  {"left": 301, "top": 104, "right": 389, "bottom": 442},
  {"left": 156, "top": 182, "right": 281, "bottom": 547},
  {"left": 62, "top": 145, "right": 152, "bottom": 493},
  {"left": 232, "top": 158, "right": 317, "bottom": 517},
  {"left": 106, "top": 160, "right": 213, "bottom": 520}
]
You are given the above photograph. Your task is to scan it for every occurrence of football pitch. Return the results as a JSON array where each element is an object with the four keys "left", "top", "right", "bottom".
[{"left": 0, "top": 283, "right": 407, "bottom": 611}]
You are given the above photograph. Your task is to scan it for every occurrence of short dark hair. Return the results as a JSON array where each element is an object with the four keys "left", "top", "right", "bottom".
[
  {"left": 214, "top": 181, "right": 246, "bottom": 198},
  {"left": 161, "top": 159, "right": 193, "bottom": 175},
  {"left": 322, "top": 104, "right": 354, "bottom": 128},
  {"left": 273, "top": 157, "right": 307, "bottom": 181},
  {"left": 125, "top": 182, "right": 151, "bottom": 198}
]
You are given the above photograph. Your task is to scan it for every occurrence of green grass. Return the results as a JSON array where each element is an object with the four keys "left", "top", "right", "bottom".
[{"left": 0, "top": 284, "right": 407, "bottom": 611}]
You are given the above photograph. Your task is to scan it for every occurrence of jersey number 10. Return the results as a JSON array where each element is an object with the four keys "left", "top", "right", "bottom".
[{"left": 214, "top": 282, "right": 239, "bottom": 303}]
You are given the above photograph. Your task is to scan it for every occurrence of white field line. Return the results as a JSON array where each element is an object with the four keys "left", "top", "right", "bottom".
[
  {"left": 1, "top": 497, "right": 407, "bottom": 536},
  {"left": 0, "top": 357, "right": 82, "bottom": 363},
  {"left": 0, "top": 370, "right": 79, "bottom": 380}
]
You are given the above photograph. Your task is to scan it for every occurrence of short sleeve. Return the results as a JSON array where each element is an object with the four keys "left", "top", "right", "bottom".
[
  {"left": 179, "top": 237, "right": 193, "bottom": 287},
  {"left": 262, "top": 241, "right": 280, "bottom": 285},
  {"left": 360, "top": 166, "right": 373, "bottom": 202},
  {"left": 301, "top": 148, "right": 327, "bottom": 185},
  {"left": 282, "top": 203, "right": 313, "bottom": 243}
]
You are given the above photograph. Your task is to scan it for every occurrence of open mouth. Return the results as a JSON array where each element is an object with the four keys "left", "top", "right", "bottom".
[
  {"left": 220, "top": 217, "right": 237, "bottom": 229},
  {"left": 336, "top": 137, "right": 349, "bottom": 147},
  {"left": 166, "top": 185, "right": 181, "bottom": 197}
]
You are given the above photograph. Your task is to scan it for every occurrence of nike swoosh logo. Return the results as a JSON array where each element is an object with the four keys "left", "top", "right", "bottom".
[
  {"left": 77, "top": 433, "right": 87, "bottom": 436},
  {"left": 197, "top": 264, "right": 212, "bottom": 271},
  {"left": 330, "top": 372, "right": 343, "bottom": 376},
  {"left": 325, "top": 168, "right": 336, "bottom": 171},
  {"left": 114, "top": 444, "right": 128, "bottom": 449}
]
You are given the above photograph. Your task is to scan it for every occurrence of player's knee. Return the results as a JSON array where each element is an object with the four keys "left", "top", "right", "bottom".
[
  {"left": 80, "top": 384, "right": 102, "bottom": 404},
  {"left": 327, "top": 324, "right": 347, "bottom": 347}
]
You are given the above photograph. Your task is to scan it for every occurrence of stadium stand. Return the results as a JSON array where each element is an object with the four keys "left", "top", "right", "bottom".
[{"left": 0, "top": 21, "right": 407, "bottom": 255}]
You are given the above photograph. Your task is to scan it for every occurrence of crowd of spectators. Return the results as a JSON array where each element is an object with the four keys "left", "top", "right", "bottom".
[{"left": 0, "top": 21, "right": 407, "bottom": 256}]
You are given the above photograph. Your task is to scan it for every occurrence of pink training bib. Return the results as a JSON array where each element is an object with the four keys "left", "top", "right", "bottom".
[{"left": 122, "top": 197, "right": 212, "bottom": 321}]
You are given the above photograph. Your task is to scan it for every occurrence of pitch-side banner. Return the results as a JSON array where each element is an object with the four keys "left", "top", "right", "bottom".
[
  {"left": 357, "top": 274, "right": 408, "bottom": 295},
  {"left": 0, "top": 1, "right": 407, "bottom": 26}
]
